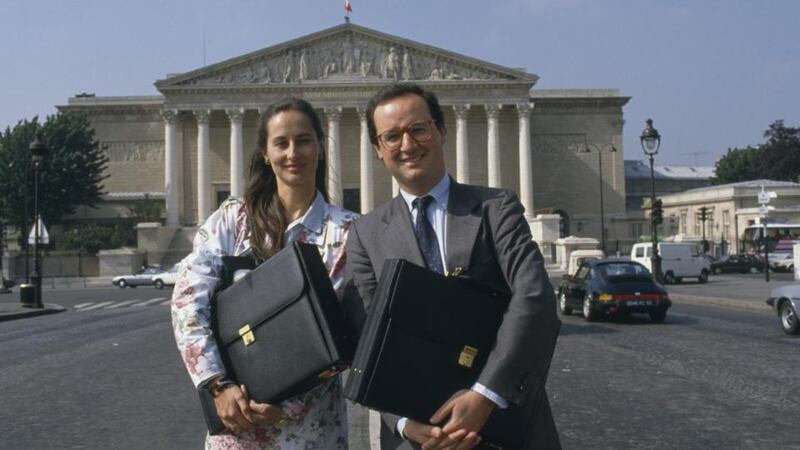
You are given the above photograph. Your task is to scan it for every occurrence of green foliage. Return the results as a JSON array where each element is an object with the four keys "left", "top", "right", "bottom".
[
  {"left": 128, "top": 194, "right": 163, "bottom": 223},
  {"left": 713, "top": 121, "right": 800, "bottom": 184},
  {"left": 0, "top": 113, "right": 108, "bottom": 231},
  {"left": 61, "top": 224, "right": 134, "bottom": 255}
]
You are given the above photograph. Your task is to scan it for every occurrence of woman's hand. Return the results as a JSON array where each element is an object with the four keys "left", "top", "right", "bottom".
[
  {"left": 242, "top": 385, "right": 290, "bottom": 427},
  {"left": 213, "top": 384, "right": 256, "bottom": 434}
]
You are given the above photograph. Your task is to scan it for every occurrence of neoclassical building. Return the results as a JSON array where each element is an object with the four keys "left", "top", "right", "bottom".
[{"left": 58, "top": 23, "right": 629, "bottom": 254}]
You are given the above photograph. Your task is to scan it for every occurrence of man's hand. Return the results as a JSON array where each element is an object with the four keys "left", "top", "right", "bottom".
[
  {"left": 404, "top": 420, "right": 477, "bottom": 450},
  {"left": 429, "top": 390, "right": 495, "bottom": 449}
]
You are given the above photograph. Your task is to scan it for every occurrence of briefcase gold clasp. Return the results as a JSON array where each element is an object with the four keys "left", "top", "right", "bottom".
[
  {"left": 318, "top": 367, "right": 339, "bottom": 379},
  {"left": 239, "top": 324, "right": 255, "bottom": 346},
  {"left": 458, "top": 346, "right": 478, "bottom": 368},
  {"left": 447, "top": 266, "right": 464, "bottom": 277}
]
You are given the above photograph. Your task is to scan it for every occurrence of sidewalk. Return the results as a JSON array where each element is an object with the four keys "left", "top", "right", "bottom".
[{"left": 0, "top": 296, "right": 66, "bottom": 322}]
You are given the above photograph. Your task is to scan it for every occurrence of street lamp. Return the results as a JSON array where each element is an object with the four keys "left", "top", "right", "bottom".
[
  {"left": 584, "top": 143, "right": 617, "bottom": 254},
  {"left": 28, "top": 133, "right": 48, "bottom": 308},
  {"left": 640, "top": 119, "right": 662, "bottom": 282}
]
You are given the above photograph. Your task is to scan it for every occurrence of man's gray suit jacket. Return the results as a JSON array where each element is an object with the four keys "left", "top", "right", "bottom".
[{"left": 344, "top": 180, "right": 562, "bottom": 450}]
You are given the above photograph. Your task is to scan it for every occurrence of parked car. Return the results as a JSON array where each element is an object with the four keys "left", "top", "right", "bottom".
[
  {"left": 631, "top": 242, "right": 711, "bottom": 284},
  {"left": 152, "top": 264, "right": 180, "bottom": 289},
  {"left": 112, "top": 266, "right": 162, "bottom": 288},
  {"left": 766, "top": 284, "right": 799, "bottom": 335},
  {"left": 711, "top": 254, "right": 766, "bottom": 274},
  {"left": 767, "top": 252, "right": 795, "bottom": 273},
  {"left": 557, "top": 259, "right": 671, "bottom": 323}
]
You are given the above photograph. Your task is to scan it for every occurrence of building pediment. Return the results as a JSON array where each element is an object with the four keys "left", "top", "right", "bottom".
[{"left": 155, "top": 23, "right": 537, "bottom": 91}]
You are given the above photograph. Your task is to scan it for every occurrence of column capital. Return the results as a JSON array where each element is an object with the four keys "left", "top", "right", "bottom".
[
  {"left": 355, "top": 106, "right": 367, "bottom": 121},
  {"left": 324, "top": 106, "right": 343, "bottom": 121},
  {"left": 161, "top": 109, "right": 180, "bottom": 125},
  {"left": 453, "top": 104, "right": 471, "bottom": 120},
  {"left": 226, "top": 108, "right": 245, "bottom": 124},
  {"left": 193, "top": 109, "right": 211, "bottom": 125},
  {"left": 516, "top": 102, "right": 533, "bottom": 118},
  {"left": 484, "top": 104, "right": 503, "bottom": 119}
]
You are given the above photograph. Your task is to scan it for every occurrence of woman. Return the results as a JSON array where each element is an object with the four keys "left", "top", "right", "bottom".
[{"left": 171, "top": 98, "right": 359, "bottom": 449}]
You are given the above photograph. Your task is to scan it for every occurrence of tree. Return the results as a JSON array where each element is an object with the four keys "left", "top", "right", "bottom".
[
  {"left": 713, "top": 120, "right": 800, "bottom": 184},
  {"left": 0, "top": 113, "right": 108, "bottom": 234}
]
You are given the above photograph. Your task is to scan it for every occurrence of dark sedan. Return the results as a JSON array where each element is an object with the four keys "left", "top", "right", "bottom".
[
  {"left": 711, "top": 254, "right": 766, "bottom": 274},
  {"left": 557, "top": 259, "right": 671, "bottom": 323}
]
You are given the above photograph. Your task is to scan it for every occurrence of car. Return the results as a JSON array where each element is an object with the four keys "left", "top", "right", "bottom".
[
  {"left": 631, "top": 242, "right": 710, "bottom": 284},
  {"left": 557, "top": 259, "right": 671, "bottom": 323},
  {"left": 710, "top": 254, "right": 766, "bottom": 274},
  {"left": 766, "top": 284, "right": 799, "bottom": 335},
  {"left": 152, "top": 263, "right": 180, "bottom": 289},
  {"left": 112, "top": 266, "right": 162, "bottom": 288},
  {"left": 767, "top": 252, "right": 795, "bottom": 273}
]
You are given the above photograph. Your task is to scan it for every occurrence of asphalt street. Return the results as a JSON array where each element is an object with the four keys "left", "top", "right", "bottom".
[{"left": 0, "top": 275, "right": 798, "bottom": 449}]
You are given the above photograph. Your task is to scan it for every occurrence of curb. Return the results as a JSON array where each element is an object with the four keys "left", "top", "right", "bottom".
[
  {"left": 0, "top": 304, "right": 67, "bottom": 322},
  {"left": 669, "top": 293, "right": 769, "bottom": 313}
]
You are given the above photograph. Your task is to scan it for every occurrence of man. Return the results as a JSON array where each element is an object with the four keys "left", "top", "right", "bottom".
[{"left": 345, "top": 84, "right": 561, "bottom": 449}]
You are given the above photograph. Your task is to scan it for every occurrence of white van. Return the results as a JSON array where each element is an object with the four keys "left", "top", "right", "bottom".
[{"left": 630, "top": 242, "right": 711, "bottom": 284}]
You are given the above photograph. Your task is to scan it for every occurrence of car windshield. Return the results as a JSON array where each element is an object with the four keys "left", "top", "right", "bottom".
[{"left": 598, "top": 263, "right": 650, "bottom": 278}]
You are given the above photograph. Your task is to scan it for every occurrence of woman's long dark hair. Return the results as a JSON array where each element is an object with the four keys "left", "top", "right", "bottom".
[{"left": 245, "top": 98, "right": 328, "bottom": 259}]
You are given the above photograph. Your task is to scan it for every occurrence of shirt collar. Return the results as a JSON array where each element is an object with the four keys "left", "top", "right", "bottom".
[
  {"left": 285, "top": 190, "right": 327, "bottom": 235},
  {"left": 399, "top": 173, "right": 450, "bottom": 213}
]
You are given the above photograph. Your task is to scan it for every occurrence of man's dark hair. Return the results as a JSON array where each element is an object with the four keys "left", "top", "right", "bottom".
[{"left": 366, "top": 83, "right": 445, "bottom": 146}]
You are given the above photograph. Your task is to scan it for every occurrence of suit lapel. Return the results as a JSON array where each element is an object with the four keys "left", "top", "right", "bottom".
[
  {"left": 380, "top": 195, "right": 426, "bottom": 267},
  {"left": 446, "top": 180, "right": 482, "bottom": 274}
]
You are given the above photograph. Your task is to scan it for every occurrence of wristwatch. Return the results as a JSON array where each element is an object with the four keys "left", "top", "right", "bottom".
[{"left": 207, "top": 377, "right": 237, "bottom": 398}]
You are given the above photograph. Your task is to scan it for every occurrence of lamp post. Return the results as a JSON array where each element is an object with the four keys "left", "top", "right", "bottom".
[
  {"left": 584, "top": 143, "right": 617, "bottom": 254},
  {"left": 640, "top": 119, "right": 662, "bottom": 282},
  {"left": 29, "top": 133, "right": 48, "bottom": 309}
]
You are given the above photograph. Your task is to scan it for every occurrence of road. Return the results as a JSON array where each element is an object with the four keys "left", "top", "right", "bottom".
[{"left": 1, "top": 277, "right": 798, "bottom": 449}]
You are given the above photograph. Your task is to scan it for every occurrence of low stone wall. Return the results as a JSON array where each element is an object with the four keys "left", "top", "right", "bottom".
[{"left": 2, "top": 251, "right": 100, "bottom": 281}]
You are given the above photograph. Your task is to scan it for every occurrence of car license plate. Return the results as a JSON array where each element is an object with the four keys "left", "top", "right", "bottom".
[{"left": 627, "top": 300, "right": 653, "bottom": 306}]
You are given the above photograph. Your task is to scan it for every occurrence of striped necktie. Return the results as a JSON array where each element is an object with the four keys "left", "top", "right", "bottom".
[{"left": 412, "top": 195, "right": 445, "bottom": 274}]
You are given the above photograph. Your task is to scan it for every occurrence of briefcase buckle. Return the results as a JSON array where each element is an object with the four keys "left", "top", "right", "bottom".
[
  {"left": 458, "top": 346, "right": 478, "bottom": 368},
  {"left": 318, "top": 367, "right": 339, "bottom": 379},
  {"left": 239, "top": 324, "right": 255, "bottom": 346}
]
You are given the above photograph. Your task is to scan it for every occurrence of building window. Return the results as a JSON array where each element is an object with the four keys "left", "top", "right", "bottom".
[
  {"left": 680, "top": 210, "right": 688, "bottom": 234},
  {"left": 216, "top": 190, "right": 231, "bottom": 207},
  {"left": 343, "top": 188, "right": 360, "bottom": 214}
]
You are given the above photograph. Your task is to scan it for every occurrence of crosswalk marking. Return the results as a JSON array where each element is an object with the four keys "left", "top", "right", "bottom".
[
  {"left": 132, "top": 297, "right": 167, "bottom": 307},
  {"left": 105, "top": 300, "right": 140, "bottom": 309},
  {"left": 79, "top": 301, "right": 115, "bottom": 311},
  {"left": 74, "top": 297, "right": 171, "bottom": 311}
]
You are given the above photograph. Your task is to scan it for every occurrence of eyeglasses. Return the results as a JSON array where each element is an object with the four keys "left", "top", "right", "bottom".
[{"left": 376, "top": 120, "right": 435, "bottom": 151}]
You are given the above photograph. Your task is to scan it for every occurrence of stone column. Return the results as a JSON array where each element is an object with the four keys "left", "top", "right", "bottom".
[
  {"left": 162, "top": 109, "right": 180, "bottom": 226},
  {"left": 324, "top": 107, "right": 343, "bottom": 207},
  {"left": 516, "top": 103, "right": 534, "bottom": 217},
  {"left": 226, "top": 108, "right": 245, "bottom": 198},
  {"left": 194, "top": 109, "right": 211, "bottom": 224},
  {"left": 485, "top": 104, "right": 502, "bottom": 188},
  {"left": 356, "top": 107, "right": 373, "bottom": 213},
  {"left": 453, "top": 104, "right": 471, "bottom": 184}
]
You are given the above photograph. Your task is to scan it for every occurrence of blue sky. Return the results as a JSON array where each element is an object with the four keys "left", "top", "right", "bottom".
[{"left": 1, "top": 0, "right": 798, "bottom": 166}]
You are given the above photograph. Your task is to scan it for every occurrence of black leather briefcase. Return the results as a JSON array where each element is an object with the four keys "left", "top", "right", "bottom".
[
  {"left": 199, "top": 241, "right": 356, "bottom": 434},
  {"left": 344, "top": 259, "right": 551, "bottom": 449}
]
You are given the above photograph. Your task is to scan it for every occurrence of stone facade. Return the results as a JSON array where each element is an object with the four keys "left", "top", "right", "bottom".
[
  {"left": 57, "top": 23, "right": 629, "bottom": 251},
  {"left": 656, "top": 180, "right": 800, "bottom": 255}
]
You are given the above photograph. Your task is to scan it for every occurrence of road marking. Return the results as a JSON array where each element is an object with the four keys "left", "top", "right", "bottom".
[
  {"left": 74, "top": 302, "right": 94, "bottom": 309},
  {"left": 105, "top": 300, "right": 140, "bottom": 309},
  {"left": 79, "top": 301, "right": 114, "bottom": 311},
  {"left": 160, "top": 300, "right": 172, "bottom": 306},
  {"left": 132, "top": 297, "right": 167, "bottom": 307}
]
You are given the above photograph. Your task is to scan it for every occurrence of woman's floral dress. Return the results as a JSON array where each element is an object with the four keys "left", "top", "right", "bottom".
[{"left": 171, "top": 192, "right": 359, "bottom": 450}]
